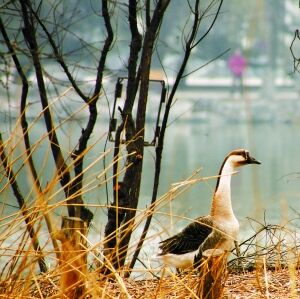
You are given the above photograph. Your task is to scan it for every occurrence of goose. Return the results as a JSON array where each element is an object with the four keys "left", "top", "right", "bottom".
[{"left": 157, "top": 149, "right": 260, "bottom": 269}]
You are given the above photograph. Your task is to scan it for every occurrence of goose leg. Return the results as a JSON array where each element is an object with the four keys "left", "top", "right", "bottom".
[{"left": 234, "top": 240, "right": 242, "bottom": 268}]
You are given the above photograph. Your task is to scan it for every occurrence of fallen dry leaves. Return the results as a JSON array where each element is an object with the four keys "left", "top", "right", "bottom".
[{"left": 25, "top": 268, "right": 300, "bottom": 298}]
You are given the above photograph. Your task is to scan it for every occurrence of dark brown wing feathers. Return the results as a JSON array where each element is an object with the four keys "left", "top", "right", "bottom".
[{"left": 159, "top": 216, "right": 213, "bottom": 255}]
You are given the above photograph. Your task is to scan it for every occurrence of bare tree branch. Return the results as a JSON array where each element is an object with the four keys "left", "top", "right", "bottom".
[
  {"left": 0, "top": 133, "right": 47, "bottom": 273},
  {"left": 117, "top": 0, "right": 171, "bottom": 271},
  {"left": 129, "top": 0, "right": 224, "bottom": 273},
  {"left": 192, "top": 0, "right": 223, "bottom": 49},
  {"left": 0, "top": 16, "right": 60, "bottom": 258},
  {"left": 103, "top": 0, "right": 142, "bottom": 272},
  {"left": 70, "top": 0, "right": 114, "bottom": 219},
  {"left": 145, "top": 0, "right": 151, "bottom": 28},
  {"left": 20, "top": 0, "right": 74, "bottom": 216},
  {"left": 25, "top": 3, "right": 88, "bottom": 102},
  {"left": 290, "top": 29, "right": 300, "bottom": 73}
]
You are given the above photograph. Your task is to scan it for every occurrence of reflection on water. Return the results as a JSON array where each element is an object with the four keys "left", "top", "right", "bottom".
[
  {"left": 161, "top": 120, "right": 300, "bottom": 227},
  {"left": 1, "top": 114, "right": 300, "bottom": 267}
]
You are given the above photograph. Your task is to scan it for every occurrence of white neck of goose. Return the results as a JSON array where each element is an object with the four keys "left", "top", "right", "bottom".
[{"left": 210, "top": 156, "right": 238, "bottom": 219}]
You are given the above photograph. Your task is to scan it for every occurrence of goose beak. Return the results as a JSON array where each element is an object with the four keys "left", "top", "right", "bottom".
[{"left": 247, "top": 155, "right": 261, "bottom": 165}]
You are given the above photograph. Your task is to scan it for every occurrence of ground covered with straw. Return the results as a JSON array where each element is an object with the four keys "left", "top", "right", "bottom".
[
  {"left": 95, "top": 269, "right": 300, "bottom": 298},
  {"left": 22, "top": 268, "right": 299, "bottom": 298}
]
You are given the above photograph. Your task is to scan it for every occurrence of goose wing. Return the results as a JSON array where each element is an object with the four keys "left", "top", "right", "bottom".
[{"left": 159, "top": 215, "right": 213, "bottom": 255}]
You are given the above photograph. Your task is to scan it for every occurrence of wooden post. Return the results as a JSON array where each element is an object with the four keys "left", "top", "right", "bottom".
[
  {"left": 55, "top": 217, "right": 88, "bottom": 299},
  {"left": 197, "top": 249, "right": 228, "bottom": 299}
]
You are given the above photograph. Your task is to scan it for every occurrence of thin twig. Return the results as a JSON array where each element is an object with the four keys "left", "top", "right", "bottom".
[{"left": 0, "top": 133, "right": 47, "bottom": 273}]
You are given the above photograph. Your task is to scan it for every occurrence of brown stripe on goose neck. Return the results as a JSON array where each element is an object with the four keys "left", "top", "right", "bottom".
[
  {"left": 213, "top": 149, "right": 246, "bottom": 193},
  {"left": 214, "top": 154, "right": 230, "bottom": 193}
]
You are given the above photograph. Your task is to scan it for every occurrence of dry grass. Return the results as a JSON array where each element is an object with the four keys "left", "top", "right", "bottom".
[
  {"left": 2, "top": 267, "right": 298, "bottom": 298},
  {"left": 1, "top": 108, "right": 300, "bottom": 298},
  {"left": 227, "top": 268, "right": 300, "bottom": 299}
]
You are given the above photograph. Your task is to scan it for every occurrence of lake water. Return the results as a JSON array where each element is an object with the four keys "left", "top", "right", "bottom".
[{"left": 1, "top": 95, "right": 300, "bottom": 272}]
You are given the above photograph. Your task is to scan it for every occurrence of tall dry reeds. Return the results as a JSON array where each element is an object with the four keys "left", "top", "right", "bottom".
[{"left": 0, "top": 110, "right": 300, "bottom": 298}]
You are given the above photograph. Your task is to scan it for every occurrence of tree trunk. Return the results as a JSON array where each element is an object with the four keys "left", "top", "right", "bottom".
[
  {"left": 56, "top": 217, "right": 88, "bottom": 299},
  {"left": 103, "top": 0, "right": 170, "bottom": 273}
]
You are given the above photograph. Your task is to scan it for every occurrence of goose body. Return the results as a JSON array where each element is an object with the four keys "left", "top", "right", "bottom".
[{"left": 158, "top": 149, "right": 260, "bottom": 269}]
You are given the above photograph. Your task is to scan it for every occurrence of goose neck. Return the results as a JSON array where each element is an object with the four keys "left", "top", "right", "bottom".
[{"left": 211, "top": 161, "right": 235, "bottom": 218}]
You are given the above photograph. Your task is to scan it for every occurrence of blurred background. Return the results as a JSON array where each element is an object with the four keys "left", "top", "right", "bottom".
[{"left": 1, "top": 0, "right": 300, "bottom": 269}]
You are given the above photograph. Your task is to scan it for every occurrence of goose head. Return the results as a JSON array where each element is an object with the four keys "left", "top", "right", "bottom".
[
  {"left": 217, "top": 149, "right": 260, "bottom": 180},
  {"left": 224, "top": 149, "right": 261, "bottom": 168}
]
